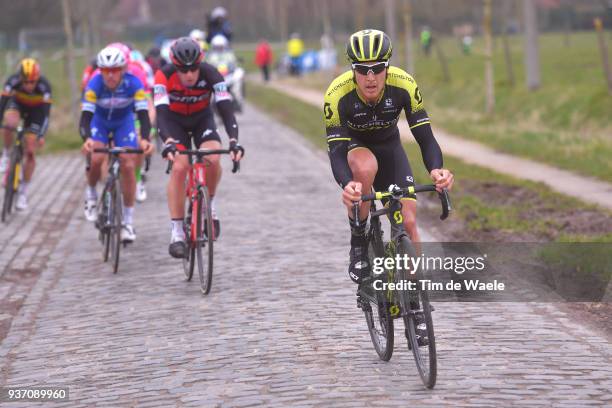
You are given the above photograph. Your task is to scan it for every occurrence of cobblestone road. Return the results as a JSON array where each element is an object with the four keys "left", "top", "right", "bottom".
[{"left": 0, "top": 105, "right": 610, "bottom": 407}]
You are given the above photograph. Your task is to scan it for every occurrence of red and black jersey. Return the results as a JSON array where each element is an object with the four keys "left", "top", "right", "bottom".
[{"left": 153, "top": 62, "right": 232, "bottom": 115}]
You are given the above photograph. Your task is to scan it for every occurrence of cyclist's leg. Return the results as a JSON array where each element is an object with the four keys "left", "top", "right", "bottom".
[
  {"left": 194, "top": 111, "right": 222, "bottom": 197},
  {"left": 87, "top": 117, "right": 111, "bottom": 189},
  {"left": 347, "top": 139, "right": 377, "bottom": 221},
  {"left": 1, "top": 107, "right": 19, "bottom": 155},
  {"left": 372, "top": 134, "right": 420, "bottom": 248},
  {"left": 21, "top": 107, "right": 48, "bottom": 183},
  {"left": 114, "top": 121, "right": 138, "bottom": 208}
]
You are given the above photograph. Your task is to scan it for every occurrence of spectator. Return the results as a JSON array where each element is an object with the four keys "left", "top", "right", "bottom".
[
  {"left": 287, "top": 33, "right": 304, "bottom": 76},
  {"left": 255, "top": 40, "right": 273, "bottom": 82}
]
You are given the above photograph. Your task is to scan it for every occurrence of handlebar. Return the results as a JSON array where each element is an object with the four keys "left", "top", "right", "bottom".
[
  {"left": 93, "top": 147, "right": 144, "bottom": 155},
  {"left": 165, "top": 148, "right": 240, "bottom": 174},
  {"left": 354, "top": 184, "right": 452, "bottom": 226}
]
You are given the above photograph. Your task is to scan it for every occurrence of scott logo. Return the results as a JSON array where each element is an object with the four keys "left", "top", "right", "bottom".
[{"left": 324, "top": 102, "right": 333, "bottom": 120}]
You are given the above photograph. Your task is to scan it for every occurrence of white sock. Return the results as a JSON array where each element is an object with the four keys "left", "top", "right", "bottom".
[
  {"left": 86, "top": 186, "right": 97, "bottom": 201},
  {"left": 171, "top": 219, "right": 185, "bottom": 241},
  {"left": 19, "top": 181, "right": 29, "bottom": 195},
  {"left": 210, "top": 196, "right": 217, "bottom": 218},
  {"left": 123, "top": 206, "right": 134, "bottom": 225}
]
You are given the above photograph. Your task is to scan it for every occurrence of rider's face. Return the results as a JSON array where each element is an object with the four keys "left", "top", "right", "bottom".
[
  {"left": 353, "top": 63, "right": 387, "bottom": 103},
  {"left": 101, "top": 67, "right": 125, "bottom": 90},
  {"left": 21, "top": 80, "right": 37, "bottom": 93},
  {"left": 177, "top": 68, "right": 200, "bottom": 88}
]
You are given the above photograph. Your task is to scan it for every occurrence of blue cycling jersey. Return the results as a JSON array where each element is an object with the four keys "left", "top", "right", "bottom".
[{"left": 81, "top": 72, "right": 148, "bottom": 121}]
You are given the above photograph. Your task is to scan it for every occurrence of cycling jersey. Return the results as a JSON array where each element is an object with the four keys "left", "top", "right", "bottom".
[
  {"left": 80, "top": 72, "right": 149, "bottom": 147},
  {"left": 0, "top": 74, "right": 52, "bottom": 137},
  {"left": 154, "top": 62, "right": 238, "bottom": 144},
  {"left": 153, "top": 62, "right": 231, "bottom": 115},
  {"left": 324, "top": 66, "right": 442, "bottom": 189}
]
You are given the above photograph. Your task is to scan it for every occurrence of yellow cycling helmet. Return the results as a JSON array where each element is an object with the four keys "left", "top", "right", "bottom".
[
  {"left": 19, "top": 58, "right": 41, "bottom": 81},
  {"left": 346, "top": 29, "right": 392, "bottom": 63}
]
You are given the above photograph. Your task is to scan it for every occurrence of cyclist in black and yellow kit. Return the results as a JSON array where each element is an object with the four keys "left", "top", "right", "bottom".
[
  {"left": 324, "top": 29, "right": 454, "bottom": 283},
  {"left": 0, "top": 58, "right": 52, "bottom": 210}
]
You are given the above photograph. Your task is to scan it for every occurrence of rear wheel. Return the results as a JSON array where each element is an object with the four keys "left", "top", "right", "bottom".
[{"left": 195, "top": 186, "right": 214, "bottom": 295}]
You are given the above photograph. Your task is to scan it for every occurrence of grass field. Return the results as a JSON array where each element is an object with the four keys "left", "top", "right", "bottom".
[{"left": 246, "top": 80, "right": 612, "bottom": 242}]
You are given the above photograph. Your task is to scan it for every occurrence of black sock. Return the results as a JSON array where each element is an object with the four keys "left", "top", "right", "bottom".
[{"left": 349, "top": 217, "right": 368, "bottom": 247}]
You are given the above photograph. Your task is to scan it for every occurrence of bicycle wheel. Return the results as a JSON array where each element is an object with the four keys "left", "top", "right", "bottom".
[
  {"left": 195, "top": 186, "right": 213, "bottom": 295},
  {"left": 2, "top": 158, "right": 16, "bottom": 222},
  {"left": 397, "top": 236, "right": 437, "bottom": 389},
  {"left": 360, "top": 220, "right": 394, "bottom": 361},
  {"left": 182, "top": 202, "right": 195, "bottom": 281},
  {"left": 99, "top": 190, "right": 111, "bottom": 262},
  {"left": 110, "top": 179, "right": 122, "bottom": 274}
]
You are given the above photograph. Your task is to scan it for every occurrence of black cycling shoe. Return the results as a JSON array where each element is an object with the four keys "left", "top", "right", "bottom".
[
  {"left": 169, "top": 240, "right": 187, "bottom": 259},
  {"left": 348, "top": 245, "right": 370, "bottom": 284}
]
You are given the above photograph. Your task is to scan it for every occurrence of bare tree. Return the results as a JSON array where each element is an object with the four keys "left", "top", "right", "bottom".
[
  {"left": 402, "top": 0, "right": 414, "bottom": 74},
  {"left": 500, "top": 0, "right": 515, "bottom": 86},
  {"left": 484, "top": 0, "right": 494, "bottom": 113},
  {"left": 523, "top": 0, "right": 541, "bottom": 90},
  {"left": 594, "top": 17, "right": 612, "bottom": 94},
  {"left": 61, "top": 0, "right": 79, "bottom": 121},
  {"left": 384, "top": 0, "right": 397, "bottom": 41}
]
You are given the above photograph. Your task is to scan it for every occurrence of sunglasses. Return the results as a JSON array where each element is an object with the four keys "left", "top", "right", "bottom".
[
  {"left": 100, "top": 67, "right": 123, "bottom": 74},
  {"left": 22, "top": 80, "right": 37, "bottom": 85},
  {"left": 176, "top": 65, "right": 200, "bottom": 73},
  {"left": 352, "top": 61, "right": 388, "bottom": 75}
]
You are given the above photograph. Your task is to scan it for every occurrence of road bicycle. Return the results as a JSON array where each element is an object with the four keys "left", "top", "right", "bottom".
[
  {"left": 167, "top": 148, "right": 239, "bottom": 295},
  {"left": 1, "top": 126, "right": 25, "bottom": 223},
  {"left": 91, "top": 147, "right": 143, "bottom": 274},
  {"left": 355, "top": 184, "right": 451, "bottom": 389}
]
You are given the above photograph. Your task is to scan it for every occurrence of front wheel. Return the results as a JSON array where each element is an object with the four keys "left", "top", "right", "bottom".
[
  {"left": 1, "top": 148, "right": 20, "bottom": 222},
  {"left": 110, "top": 179, "right": 122, "bottom": 274},
  {"left": 397, "top": 236, "right": 437, "bottom": 389},
  {"left": 195, "top": 186, "right": 213, "bottom": 295},
  {"left": 361, "top": 223, "right": 394, "bottom": 361}
]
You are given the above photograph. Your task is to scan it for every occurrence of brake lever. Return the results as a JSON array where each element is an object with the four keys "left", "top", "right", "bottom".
[{"left": 438, "top": 188, "right": 452, "bottom": 220}]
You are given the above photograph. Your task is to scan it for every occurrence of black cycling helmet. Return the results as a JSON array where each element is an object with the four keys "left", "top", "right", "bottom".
[
  {"left": 170, "top": 37, "right": 203, "bottom": 68},
  {"left": 346, "top": 29, "right": 393, "bottom": 63}
]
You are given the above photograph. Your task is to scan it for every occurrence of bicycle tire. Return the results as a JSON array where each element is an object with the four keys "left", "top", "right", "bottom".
[
  {"left": 1, "top": 163, "right": 15, "bottom": 222},
  {"left": 111, "top": 178, "right": 122, "bottom": 274},
  {"left": 182, "top": 201, "right": 195, "bottom": 281},
  {"left": 396, "top": 236, "right": 437, "bottom": 389},
  {"left": 98, "top": 188, "right": 110, "bottom": 261},
  {"left": 361, "top": 219, "right": 394, "bottom": 361},
  {"left": 196, "top": 186, "right": 213, "bottom": 295}
]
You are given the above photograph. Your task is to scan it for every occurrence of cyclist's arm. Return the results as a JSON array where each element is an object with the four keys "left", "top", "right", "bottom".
[
  {"left": 327, "top": 129, "right": 352, "bottom": 188},
  {"left": 209, "top": 68, "right": 238, "bottom": 140},
  {"left": 80, "top": 81, "right": 98, "bottom": 141},
  {"left": 0, "top": 77, "right": 16, "bottom": 126},
  {"left": 133, "top": 82, "right": 151, "bottom": 141},
  {"left": 152, "top": 70, "right": 173, "bottom": 143},
  {"left": 406, "top": 109, "right": 443, "bottom": 172}
]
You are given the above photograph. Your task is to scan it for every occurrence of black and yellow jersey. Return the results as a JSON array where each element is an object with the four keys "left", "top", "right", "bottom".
[
  {"left": 324, "top": 66, "right": 429, "bottom": 144},
  {"left": 323, "top": 66, "right": 442, "bottom": 188}
]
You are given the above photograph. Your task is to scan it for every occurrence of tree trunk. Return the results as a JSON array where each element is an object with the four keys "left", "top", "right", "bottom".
[
  {"left": 523, "top": 0, "right": 541, "bottom": 90},
  {"left": 484, "top": 0, "right": 495, "bottom": 113},
  {"left": 500, "top": 0, "right": 515, "bottom": 86},
  {"left": 594, "top": 18, "right": 612, "bottom": 94},
  {"left": 402, "top": 0, "right": 414, "bottom": 74},
  {"left": 384, "top": 0, "right": 397, "bottom": 42},
  {"left": 61, "top": 0, "right": 79, "bottom": 121}
]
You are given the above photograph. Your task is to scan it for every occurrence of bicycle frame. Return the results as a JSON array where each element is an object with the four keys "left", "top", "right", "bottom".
[{"left": 186, "top": 157, "right": 209, "bottom": 243}]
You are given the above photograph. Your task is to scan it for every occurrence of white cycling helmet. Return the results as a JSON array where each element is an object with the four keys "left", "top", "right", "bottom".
[
  {"left": 210, "top": 34, "right": 229, "bottom": 51},
  {"left": 189, "top": 29, "right": 206, "bottom": 42},
  {"left": 211, "top": 6, "right": 227, "bottom": 20},
  {"left": 97, "top": 46, "right": 127, "bottom": 68}
]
